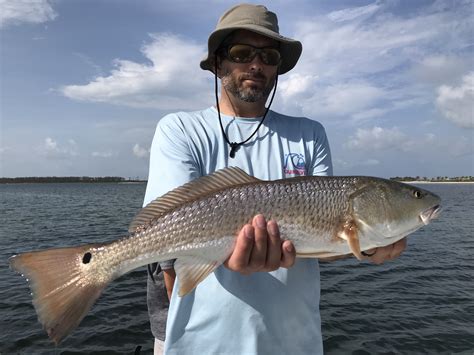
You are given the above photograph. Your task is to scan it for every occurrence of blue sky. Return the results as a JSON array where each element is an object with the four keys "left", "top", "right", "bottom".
[{"left": 1, "top": 0, "right": 473, "bottom": 179}]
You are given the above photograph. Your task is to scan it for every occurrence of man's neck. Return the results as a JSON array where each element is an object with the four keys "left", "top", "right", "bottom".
[{"left": 218, "top": 88, "right": 267, "bottom": 118}]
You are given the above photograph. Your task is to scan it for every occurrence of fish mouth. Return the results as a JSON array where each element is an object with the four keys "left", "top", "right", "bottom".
[{"left": 420, "top": 204, "right": 441, "bottom": 225}]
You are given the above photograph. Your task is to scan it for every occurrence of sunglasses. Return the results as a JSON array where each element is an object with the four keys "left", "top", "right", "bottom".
[{"left": 221, "top": 44, "right": 281, "bottom": 66}]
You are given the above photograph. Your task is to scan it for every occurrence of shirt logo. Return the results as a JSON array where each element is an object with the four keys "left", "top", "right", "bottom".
[{"left": 284, "top": 153, "right": 306, "bottom": 176}]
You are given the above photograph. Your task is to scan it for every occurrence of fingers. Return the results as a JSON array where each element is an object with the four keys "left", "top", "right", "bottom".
[
  {"left": 280, "top": 240, "right": 296, "bottom": 268},
  {"left": 368, "top": 238, "right": 407, "bottom": 265},
  {"left": 224, "top": 215, "right": 295, "bottom": 275},
  {"left": 249, "top": 215, "right": 269, "bottom": 270},
  {"left": 369, "top": 246, "right": 391, "bottom": 265},
  {"left": 390, "top": 238, "right": 407, "bottom": 259},
  {"left": 224, "top": 224, "right": 254, "bottom": 273},
  {"left": 265, "top": 220, "right": 283, "bottom": 270}
]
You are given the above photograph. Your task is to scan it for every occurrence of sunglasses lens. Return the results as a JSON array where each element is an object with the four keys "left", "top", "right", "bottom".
[
  {"left": 227, "top": 44, "right": 281, "bottom": 66},
  {"left": 228, "top": 44, "right": 256, "bottom": 63},
  {"left": 261, "top": 48, "right": 281, "bottom": 65}
]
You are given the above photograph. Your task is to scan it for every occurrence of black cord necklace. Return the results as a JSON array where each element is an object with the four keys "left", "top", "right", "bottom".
[{"left": 215, "top": 59, "right": 278, "bottom": 158}]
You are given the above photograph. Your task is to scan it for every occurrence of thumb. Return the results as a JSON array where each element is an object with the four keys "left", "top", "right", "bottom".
[{"left": 280, "top": 240, "right": 296, "bottom": 268}]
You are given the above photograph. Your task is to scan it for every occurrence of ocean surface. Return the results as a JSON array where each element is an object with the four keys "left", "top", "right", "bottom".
[{"left": 0, "top": 182, "right": 473, "bottom": 354}]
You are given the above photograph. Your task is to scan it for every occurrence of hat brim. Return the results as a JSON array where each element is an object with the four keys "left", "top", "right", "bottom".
[{"left": 200, "top": 25, "right": 302, "bottom": 75}]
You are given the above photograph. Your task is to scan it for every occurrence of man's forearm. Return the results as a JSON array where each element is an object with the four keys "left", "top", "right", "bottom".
[{"left": 163, "top": 268, "right": 176, "bottom": 301}]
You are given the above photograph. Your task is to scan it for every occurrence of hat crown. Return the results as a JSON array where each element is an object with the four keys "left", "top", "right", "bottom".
[
  {"left": 217, "top": 4, "right": 279, "bottom": 33},
  {"left": 200, "top": 3, "right": 302, "bottom": 75}
]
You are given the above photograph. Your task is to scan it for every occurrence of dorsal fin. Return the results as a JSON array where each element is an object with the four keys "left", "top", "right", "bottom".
[{"left": 129, "top": 167, "right": 261, "bottom": 233}]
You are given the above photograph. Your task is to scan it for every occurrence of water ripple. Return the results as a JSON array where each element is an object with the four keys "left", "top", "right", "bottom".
[{"left": 1, "top": 183, "right": 473, "bottom": 353}]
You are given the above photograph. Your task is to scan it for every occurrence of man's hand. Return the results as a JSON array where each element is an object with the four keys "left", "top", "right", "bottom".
[
  {"left": 224, "top": 214, "right": 296, "bottom": 275},
  {"left": 365, "top": 238, "right": 407, "bottom": 264}
]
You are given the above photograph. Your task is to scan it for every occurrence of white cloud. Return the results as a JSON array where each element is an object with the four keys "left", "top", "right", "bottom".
[
  {"left": 0, "top": 0, "right": 57, "bottom": 28},
  {"left": 278, "top": 73, "right": 317, "bottom": 98},
  {"left": 436, "top": 72, "right": 474, "bottom": 129},
  {"left": 57, "top": 2, "right": 472, "bottom": 122},
  {"left": 294, "top": 10, "right": 440, "bottom": 82},
  {"left": 44, "top": 137, "right": 57, "bottom": 150},
  {"left": 277, "top": 1, "right": 473, "bottom": 121},
  {"left": 279, "top": 81, "right": 386, "bottom": 119},
  {"left": 346, "top": 126, "right": 408, "bottom": 151},
  {"left": 327, "top": 2, "right": 380, "bottom": 22},
  {"left": 315, "top": 83, "right": 384, "bottom": 116},
  {"left": 133, "top": 144, "right": 149, "bottom": 158},
  {"left": 61, "top": 33, "right": 212, "bottom": 110},
  {"left": 40, "top": 137, "right": 78, "bottom": 159},
  {"left": 352, "top": 108, "right": 390, "bottom": 121}
]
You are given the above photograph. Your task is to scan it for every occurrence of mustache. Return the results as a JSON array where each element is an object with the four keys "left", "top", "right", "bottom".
[{"left": 239, "top": 72, "right": 267, "bottom": 81}]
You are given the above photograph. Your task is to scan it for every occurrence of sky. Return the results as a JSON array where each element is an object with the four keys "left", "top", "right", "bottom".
[{"left": 0, "top": 0, "right": 473, "bottom": 179}]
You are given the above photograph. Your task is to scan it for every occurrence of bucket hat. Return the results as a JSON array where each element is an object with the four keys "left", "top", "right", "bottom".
[{"left": 200, "top": 3, "right": 302, "bottom": 75}]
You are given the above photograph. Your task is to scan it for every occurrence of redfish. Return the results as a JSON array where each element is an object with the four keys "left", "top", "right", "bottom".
[{"left": 10, "top": 167, "right": 441, "bottom": 344}]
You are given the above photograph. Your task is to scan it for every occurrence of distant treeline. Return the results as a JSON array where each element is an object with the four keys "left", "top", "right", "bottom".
[
  {"left": 0, "top": 176, "right": 145, "bottom": 183},
  {"left": 1, "top": 176, "right": 473, "bottom": 184},
  {"left": 391, "top": 176, "right": 474, "bottom": 182}
]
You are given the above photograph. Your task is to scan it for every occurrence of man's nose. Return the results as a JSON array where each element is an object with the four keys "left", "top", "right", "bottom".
[{"left": 248, "top": 55, "right": 264, "bottom": 72}]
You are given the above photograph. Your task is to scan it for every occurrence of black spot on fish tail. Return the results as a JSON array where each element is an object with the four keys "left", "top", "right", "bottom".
[{"left": 82, "top": 252, "right": 92, "bottom": 264}]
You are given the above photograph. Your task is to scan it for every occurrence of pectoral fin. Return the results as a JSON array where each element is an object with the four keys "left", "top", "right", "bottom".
[{"left": 338, "top": 220, "right": 365, "bottom": 260}]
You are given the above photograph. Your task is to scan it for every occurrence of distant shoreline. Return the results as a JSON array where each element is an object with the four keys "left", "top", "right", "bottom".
[
  {"left": 0, "top": 177, "right": 146, "bottom": 184},
  {"left": 1, "top": 176, "right": 473, "bottom": 184},
  {"left": 405, "top": 181, "right": 474, "bottom": 184}
]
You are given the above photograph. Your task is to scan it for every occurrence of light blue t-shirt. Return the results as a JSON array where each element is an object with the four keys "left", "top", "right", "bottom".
[{"left": 144, "top": 106, "right": 333, "bottom": 355}]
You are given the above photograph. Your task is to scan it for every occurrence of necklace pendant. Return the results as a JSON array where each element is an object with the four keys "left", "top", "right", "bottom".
[{"left": 229, "top": 143, "right": 240, "bottom": 158}]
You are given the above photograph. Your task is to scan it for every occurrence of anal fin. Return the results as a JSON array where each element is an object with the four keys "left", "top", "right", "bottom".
[{"left": 174, "top": 255, "right": 222, "bottom": 297}]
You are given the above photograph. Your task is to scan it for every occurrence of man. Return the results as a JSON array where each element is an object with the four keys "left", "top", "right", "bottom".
[{"left": 143, "top": 4, "right": 406, "bottom": 354}]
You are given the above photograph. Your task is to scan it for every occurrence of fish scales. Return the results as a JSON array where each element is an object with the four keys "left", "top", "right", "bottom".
[
  {"left": 104, "top": 176, "right": 357, "bottom": 277},
  {"left": 9, "top": 167, "right": 441, "bottom": 344}
]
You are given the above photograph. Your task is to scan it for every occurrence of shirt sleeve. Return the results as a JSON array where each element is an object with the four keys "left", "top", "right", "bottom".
[
  {"left": 143, "top": 114, "right": 201, "bottom": 206},
  {"left": 310, "top": 123, "right": 333, "bottom": 177},
  {"left": 143, "top": 114, "right": 201, "bottom": 269}
]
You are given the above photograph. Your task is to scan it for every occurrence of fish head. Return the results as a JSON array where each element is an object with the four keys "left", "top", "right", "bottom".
[{"left": 351, "top": 178, "right": 441, "bottom": 247}]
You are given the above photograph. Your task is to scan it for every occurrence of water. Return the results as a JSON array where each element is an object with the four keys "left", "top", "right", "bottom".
[
  {"left": 0, "top": 183, "right": 152, "bottom": 354},
  {"left": 319, "top": 183, "right": 474, "bottom": 355},
  {"left": 1, "top": 182, "right": 473, "bottom": 354}
]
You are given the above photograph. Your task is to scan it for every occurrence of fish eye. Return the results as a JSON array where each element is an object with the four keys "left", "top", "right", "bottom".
[{"left": 413, "top": 190, "right": 422, "bottom": 199}]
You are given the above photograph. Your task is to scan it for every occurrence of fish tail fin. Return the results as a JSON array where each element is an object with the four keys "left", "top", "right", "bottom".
[{"left": 9, "top": 243, "right": 110, "bottom": 344}]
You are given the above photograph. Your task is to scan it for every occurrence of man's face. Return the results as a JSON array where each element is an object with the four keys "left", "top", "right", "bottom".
[{"left": 218, "top": 30, "right": 279, "bottom": 103}]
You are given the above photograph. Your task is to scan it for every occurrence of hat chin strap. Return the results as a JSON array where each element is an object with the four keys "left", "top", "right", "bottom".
[{"left": 214, "top": 55, "right": 278, "bottom": 158}]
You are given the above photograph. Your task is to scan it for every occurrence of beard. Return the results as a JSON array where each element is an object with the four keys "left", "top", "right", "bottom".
[{"left": 221, "top": 70, "right": 275, "bottom": 103}]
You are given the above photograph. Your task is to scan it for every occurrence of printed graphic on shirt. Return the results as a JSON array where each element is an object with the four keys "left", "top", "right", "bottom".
[{"left": 283, "top": 153, "right": 306, "bottom": 176}]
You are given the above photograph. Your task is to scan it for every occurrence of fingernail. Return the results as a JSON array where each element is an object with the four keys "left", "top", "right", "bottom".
[
  {"left": 284, "top": 242, "right": 294, "bottom": 253},
  {"left": 255, "top": 215, "right": 266, "bottom": 229},
  {"left": 244, "top": 225, "right": 254, "bottom": 240},
  {"left": 268, "top": 221, "right": 278, "bottom": 236}
]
